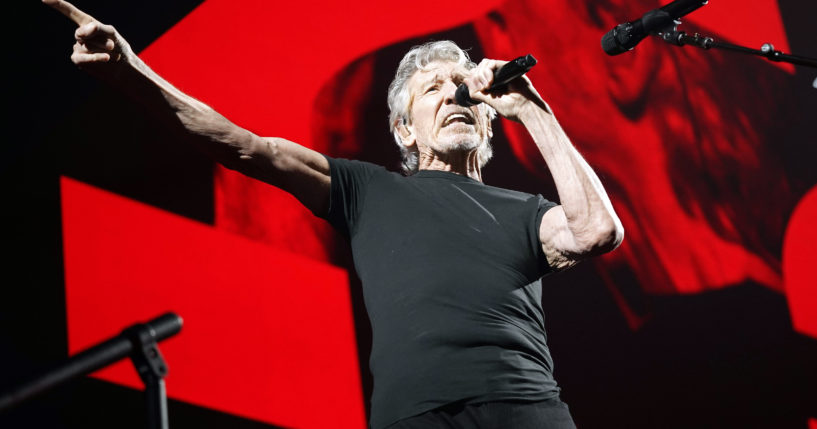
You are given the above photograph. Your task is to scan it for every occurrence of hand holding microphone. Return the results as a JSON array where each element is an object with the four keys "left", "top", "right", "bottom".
[{"left": 455, "top": 54, "right": 538, "bottom": 107}]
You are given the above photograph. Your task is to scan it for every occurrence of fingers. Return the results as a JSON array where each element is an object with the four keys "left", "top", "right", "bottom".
[
  {"left": 72, "top": 36, "right": 119, "bottom": 66},
  {"left": 465, "top": 59, "right": 509, "bottom": 95},
  {"left": 75, "top": 22, "right": 116, "bottom": 43},
  {"left": 77, "top": 33, "right": 115, "bottom": 51},
  {"left": 473, "top": 58, "right": 496, "bottom": 91},
  {"left": 72, "top": 50, "right": 111, "bottom": 64},
  {"left": 46, "top": 0, "right": 126, "bottom": 69},
  {"left": 71, "top": 21, "right": 120, "bottom": 65},
  {"left": 43, "top": 0, "right": 96, "bottom": 26}
]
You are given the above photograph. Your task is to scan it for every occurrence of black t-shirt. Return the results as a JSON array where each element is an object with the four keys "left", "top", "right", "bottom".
[{"left": 320, "top": 156, "right": 560, "bottom": 429}]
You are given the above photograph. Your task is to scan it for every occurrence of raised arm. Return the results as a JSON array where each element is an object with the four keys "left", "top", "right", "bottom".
[
  {"left": 521, "top": 106, "right": 623, "bottom": 270},
  {"left": 44, "top": 0, "right": 330, "bottom": 215},
  {"left": 463, "top": 58, "right": 624, "bottom": 271}
]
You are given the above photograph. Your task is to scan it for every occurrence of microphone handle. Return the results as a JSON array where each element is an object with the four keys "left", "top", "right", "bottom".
[
  {"left": 455, "top": 54, "right": 538, "bottom": 107},
  {"left": 660, "top": 0, "right": 708, "bottom": 21}
]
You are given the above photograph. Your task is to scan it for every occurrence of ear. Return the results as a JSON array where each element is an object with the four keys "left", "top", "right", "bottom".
[{"left": 395, "top": 118, "right": 416, "bottom": 148}]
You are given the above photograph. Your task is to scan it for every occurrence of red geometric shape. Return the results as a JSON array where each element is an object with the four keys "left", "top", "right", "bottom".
[
  {"left": 138, "top": 0, "right": 504, "bottom": 142},
  {"left": 783, "top": 185, "right": 817, "bottom": 339},
  {"left": 61, "top": 176, "right": 365, "bottom": 428}
]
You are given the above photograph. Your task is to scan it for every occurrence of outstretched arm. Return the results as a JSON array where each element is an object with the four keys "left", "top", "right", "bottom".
[
  {"left": 464, "top": 58, "right": 624, "bottom": 270},
  {"left": 44, "top": 0, "right": 330, "bottom": 215}
]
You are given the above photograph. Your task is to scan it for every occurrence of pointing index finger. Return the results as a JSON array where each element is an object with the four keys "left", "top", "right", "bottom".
[{"left": 43, "top": 0, "right": 96, "bottom": 26}]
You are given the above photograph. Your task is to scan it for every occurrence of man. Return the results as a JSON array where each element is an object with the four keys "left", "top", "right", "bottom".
[{"left": 46, "top": 0, "right": 623, "bottom": 428}]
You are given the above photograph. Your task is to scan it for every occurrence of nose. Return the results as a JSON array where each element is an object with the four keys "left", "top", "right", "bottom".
[{"left": 441, "top": 80, "right": 458, "bottom": 105}]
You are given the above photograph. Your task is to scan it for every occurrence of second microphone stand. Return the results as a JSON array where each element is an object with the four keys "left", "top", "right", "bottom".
[{"left": 655, "top": 20, "right": 817, "bottom": 69}]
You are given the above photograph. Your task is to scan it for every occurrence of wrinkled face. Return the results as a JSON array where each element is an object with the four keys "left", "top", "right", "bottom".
[{"left": 402, "top": 61, "right": 492, "bottom": 157}]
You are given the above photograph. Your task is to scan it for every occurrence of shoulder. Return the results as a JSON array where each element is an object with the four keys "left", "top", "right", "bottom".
[
  {"left": 325, "top": 155, "right": 387, "bottom": 174},
  {"left": 324, "top": 155, "right": 397, "bottom": 186},
  {"left": 479, "top": 184, "right": 558, "bottom": 214}
]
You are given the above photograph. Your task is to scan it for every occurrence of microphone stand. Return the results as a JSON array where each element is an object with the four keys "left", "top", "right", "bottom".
[
  {"left": 655, "top": 20, "right": 817, "bottom": 69},
  {"left": 0, "top": 313, "right": 183, "bottom": 429}
]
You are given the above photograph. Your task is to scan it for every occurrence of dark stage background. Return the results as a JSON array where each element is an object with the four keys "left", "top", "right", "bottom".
[{"left": 2, "top": 0, "right": 817, "bottom": 428}]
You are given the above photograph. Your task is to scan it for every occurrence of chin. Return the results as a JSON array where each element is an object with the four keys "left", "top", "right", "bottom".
[{"left": 437, "top": 133, "right": 482, "bottom": 152}]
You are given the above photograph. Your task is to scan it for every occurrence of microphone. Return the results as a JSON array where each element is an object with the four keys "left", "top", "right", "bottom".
[
  {"left": 601, "top": 0, "right": 708, "bottom": 56},
  {"left": 455, "top": 54, "right": 537, "bottom": 107}
]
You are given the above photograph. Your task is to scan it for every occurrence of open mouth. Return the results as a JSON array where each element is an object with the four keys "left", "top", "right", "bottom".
[{"left": 442, "top": 112, "right": 475, "bottom": 127}]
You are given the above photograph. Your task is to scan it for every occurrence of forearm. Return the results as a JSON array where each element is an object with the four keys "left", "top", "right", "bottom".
[
  {"left": 519, "top": 103, "right": 623, "bottom": 251},
  {"left": 108, "top": 50, "right": 270, "bottom": 175},
  {"left": 44, "top": 0, "right": 325, "bottom": 199}
]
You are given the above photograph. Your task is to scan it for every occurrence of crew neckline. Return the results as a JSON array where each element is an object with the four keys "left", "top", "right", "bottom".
[{"left": 412, "top": 169, "right": 483, "bottom": 184}]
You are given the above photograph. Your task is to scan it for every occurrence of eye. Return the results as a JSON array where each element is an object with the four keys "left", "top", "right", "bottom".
[{"left": 424, "top": 85, "right": 438, "bottom": 94}]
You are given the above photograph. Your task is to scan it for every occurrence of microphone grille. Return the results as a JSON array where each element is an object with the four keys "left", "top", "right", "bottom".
[
  {"left": 601, "top": 31, "right": 627, "bottom": 56},
  {"left": 455, "top": 84, "right": 478, "bottom": 107}
]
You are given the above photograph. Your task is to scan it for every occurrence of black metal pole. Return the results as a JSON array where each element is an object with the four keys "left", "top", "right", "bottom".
[
  {"left": 125, "top": 321, "right": 174, "bottom": 429},
  {"left": 658, "top": 29, "right": 817, "bottom": 69},
  {"left": 145, "top": 377, "right": 169, "bottom": 429},
  {"left": 0, "top": 312, "right": 182, "bottom": 412}
]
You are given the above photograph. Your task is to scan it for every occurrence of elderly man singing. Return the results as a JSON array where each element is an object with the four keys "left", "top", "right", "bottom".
[{"left": 46, "top": 0, "right": 623, "bottom": 427}]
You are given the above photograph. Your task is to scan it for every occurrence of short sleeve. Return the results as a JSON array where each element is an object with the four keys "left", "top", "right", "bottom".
[
  {"left": 532, "top": 195, "right": 559, "bottom": 276},
  {"left": 319, "top": 155, "right": 384, "bottom": 237}
]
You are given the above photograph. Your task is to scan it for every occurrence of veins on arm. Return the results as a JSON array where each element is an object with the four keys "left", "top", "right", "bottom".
[{"left": 539, "top": 204, "right": 622, "bottom": 272}]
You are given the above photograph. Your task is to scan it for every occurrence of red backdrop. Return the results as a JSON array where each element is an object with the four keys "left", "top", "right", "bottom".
[{"left": 55, "top": 0, "right": 816, "bottom": 427}]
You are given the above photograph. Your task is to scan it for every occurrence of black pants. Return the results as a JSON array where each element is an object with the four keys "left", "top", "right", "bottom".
[{"left": 387, "top": 398, "right": 577, "bottom": 429}]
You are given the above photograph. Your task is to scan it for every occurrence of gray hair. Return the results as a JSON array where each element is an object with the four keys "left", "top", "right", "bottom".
[{"left": 387, "top": 41, "right": 496, "bottom": 175}]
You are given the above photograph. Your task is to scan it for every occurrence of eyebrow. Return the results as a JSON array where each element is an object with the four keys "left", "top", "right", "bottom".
[
  {"left": 425, "top": 73, "right": 444, "bottom": 87},
  {"left": 414, "top": 67, "right": 465, "bottom": 96},
  {"left": 417, "top": 75, "right": 442, "bottom": 93},
  {"left": 423, "top": 69, "right": 462, "bottom": 88}
]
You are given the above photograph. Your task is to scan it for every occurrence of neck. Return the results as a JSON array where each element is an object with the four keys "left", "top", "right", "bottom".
[{"left": 417, "top": 147, "right": 482, "bottom": 182}]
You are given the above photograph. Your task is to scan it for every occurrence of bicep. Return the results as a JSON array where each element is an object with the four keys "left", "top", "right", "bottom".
[
  {"left": 538, "top": 205, "right": 582, "bottom": 271},
  {"left": 237, "top": 136, "right": 331, "bottom": 216}
]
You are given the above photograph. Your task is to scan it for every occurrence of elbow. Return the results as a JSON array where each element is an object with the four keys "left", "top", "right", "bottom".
[
  {"left": 574, "top": 217, "right": 624, "bottom": 257},
  {"left": 603, "top": 222, "right": 625, "bottom": 252},
  {"left": 594, "top": 217, "right": 624, "bottom": 253}
]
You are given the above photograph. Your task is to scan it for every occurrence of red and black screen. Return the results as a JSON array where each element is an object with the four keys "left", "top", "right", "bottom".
[{"left": 3, "top": 0, "right": 816, "bottom": 428}]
